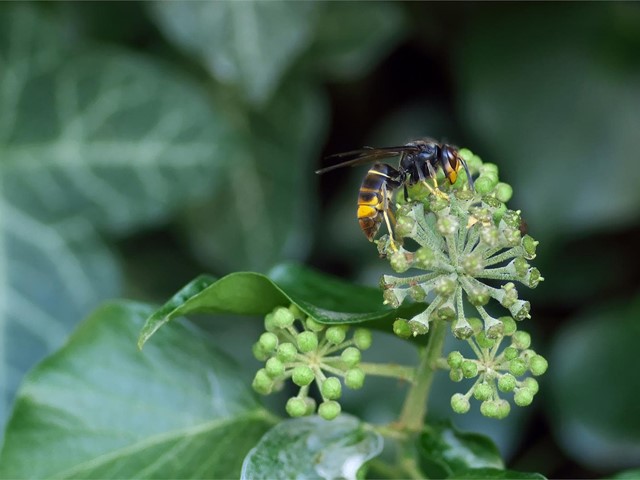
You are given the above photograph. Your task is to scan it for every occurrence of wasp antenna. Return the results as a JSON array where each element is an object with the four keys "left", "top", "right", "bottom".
[{"left": 460, "top": 157, "right": 475, "bottom": 190}]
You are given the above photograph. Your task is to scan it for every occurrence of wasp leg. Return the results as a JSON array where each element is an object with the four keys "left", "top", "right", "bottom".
[{"left": 424, "top": 162, "right": 449, "bottom": 199}]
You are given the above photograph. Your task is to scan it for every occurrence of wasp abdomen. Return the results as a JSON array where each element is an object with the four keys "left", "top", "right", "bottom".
[{"left": 357, "top": 163, "right": 400, "bottom": 241}]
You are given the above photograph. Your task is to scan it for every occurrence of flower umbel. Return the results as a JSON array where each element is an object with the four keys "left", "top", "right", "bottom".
[
  {"left": 252, "top": 304, "right": 371, "bottom": 420},
  {"left": 380, "top": 149, "right": 543, "bottom": 339},
  {"left": 379, "top": 148, "right": 546, "bottom": 419}
]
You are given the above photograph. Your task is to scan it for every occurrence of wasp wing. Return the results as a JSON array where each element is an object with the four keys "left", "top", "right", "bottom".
[{"left": 315, "top": 145, "right": 420, "bottom": 174}]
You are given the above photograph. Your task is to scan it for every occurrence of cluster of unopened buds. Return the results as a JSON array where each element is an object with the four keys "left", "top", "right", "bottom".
[
  {"left": 380, "top": 148, "right": 547, "bottom": 417},
  {"left": 252, "top": 304, "right": 372, "bottom": 420}
]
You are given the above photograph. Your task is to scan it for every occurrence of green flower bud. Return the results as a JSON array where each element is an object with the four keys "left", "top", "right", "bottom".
[
  {"left": 509, "top": 300, "right": 531, "bottom": 321},
  {"left": 449, "top": 368, "right": 464, "bottom": 382},
  {"left": 476, "top": 331, "right": 496, "bottom": 349},
  {"left": 509, "top": 358, "right": 527, "bottom": 377},
  {"left": 325, "top": 326, "right": 347, "bottom": 345},
  {"left": 500, "top": 283, "right": 519, "bottom": 308},
  {"left": 480, "top": 163, "right": 499, "bottom": 176},
  {"left": 503, "top": 346, "right": 519, "bottom": 360},
  {"left": 473, "top": 382, "right": 493, "bottom": 401},
  {"left": 304, "top": 397, "right": 317, "bottom": 416},
  {"left": 501, "top": 210, "right": 522, "bottom": 229},
  {"left": 292, "top": 365, "right": 315, "bottom": 387},
  {"left": 382, "top": 287, "right": 404, "bottom": 308},
  {"left": 495, "top": 399, "right": 511, "bottom": 419},
  {"left": 468, "top": 154, "right": 483, "bottom": 173},
  {"left": 318, "top": 400, "right": 341, "bottom": 420},
  {"left": 264, "top": 313, "right": 277, "bottom": 332},
  {"left": 286, "top": 397, "right": 308, "bottom": 417},
  {"left": 475, "top": 175, "right": 498, "bottom": 195},
  {"left": 525, "top": 268, "right": 543, "bottom": 288},
  {"left": 501, "top": 316, "right": 517, "bottom": 336},
  {"left": 467, "top": 317, "right": 483, "bottom": 334},
  {"left": 462, "top": 252, "right": 485, "bottom": 276},
  {"left": 393, "top": 318, "right": 412, "bottom": 339},
  {"left": 297, "top": 331, "right": 318, "bottom": 353},
  {"left": 467, "top": 285, "right": 491, "bottom": 307},
  {"left": 530, "top": 355, "right": 548, "bottom": 376},
  {"left": 522, "top": 235, "right": 538, "bottom": 259},
  {"left": 436, "top": 215, "right": 459, "bottom": 236},
  {"left": 395, "top": 215, "right": 416, "bottom": 238},
  {"left": 480, "top": 225, "right": 500, "bottom": 248},
  {"left": 341, "top": 347, "right": 361, "bottom": 367},
  {"left": 353, "top": 328, "right": 373, "bottom": 350},
  {"left": 288, "top": 304, "right": 305, "bottom": 320},
  {"left": 252, "top": 369, "right": 274, "bottom": 395},
  {"left": 408, "top": 284, "right": 427, "bottom": 302},
  {"left": 306, "top": 318, "right": 325, "bottom": 332},
  {"left": 494, "top": 182, "right": 513, "bottom": 203},
  {"left": 259, "top": 332, "right": 278, "bottom": 353},
  {"left": 513, "top": 258, "right": 530, "bottom": 277},
  {"left": 265, "top": 357, "right": 285, "bottom": 378},
  {"left": 452, "top": 316, "right": 474, "bottom": 339},
  {"left": 414, "top": 246, "right": 436, "bottom": 269},
  {"left": 512, "top": 331, "right": 531, "bottom": 350},
  {"left": 447, "top": 351, "right": 464, "bottom": 369},
  {"left": 461, "top": 360, "right": 479, "bottom": 378},
  {"left": 252, "top": 342, "right": 270, "bottom": 362},
  {"left": 482, "top": 195, "right": 502, "bottom": 208},
  {"left": 435, "top": 277, "right": 457, "bottom": 297},
  {"left": 276, "top": 342, "right": 297, "bottom": 362},
  {"left": 273, "top": 307, "right": 295, "bottom": 328},
  {"left": 498, "top": 373, "right": 517, "bottom": 392},
  {"left": 492, "top": 202, "right": 507, "bottom": 224},
  {"left": 390, "top": 250, "right": 411, "bottom": 273},
  {"left": 345, "top": 368, "right": 365, "bottom": 389},
  {"left": 321, "top": 377, "right": 342, "bottom": 400},
  {"left": 459, "top": 148, "right": 473, "bottom": 162},
  {"left": 523, "top": 377, "right": 539, "bottom": 395},
  {"left": 480, "top": 400, "right": 499, "bottom": 418},
  {"left": 502, "top": 227, "right": 521, "bottom": 247},
  {"left": 454, "top": 189, "right": 474, "bottom": 201},
  {"left": 514, "top": 388, "right": 534, "bottom": 407},
  {"left": 451, "top": 393, "right": 471, "bottom": 414},
  {"left": 429, "top": 194, "right": 449, "bottom": 212}
]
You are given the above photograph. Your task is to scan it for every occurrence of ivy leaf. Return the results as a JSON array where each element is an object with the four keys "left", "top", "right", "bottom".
[
  {"left": 0, "top": 5, "right": 234, "bottom": 432},
  {"left": 452, "top": 468, "right": 546, "bottom": 479},
  {"left": 418, "top": 421, "right": 504, "bottom": 478},
  {"left": 150, "top": 1, "right": 317, "bottom": 106},
  {"left": 304, "top": 2, "right": 406, "bottom": 80},
  {"left": 0, "top": 301, "right": 275, "bottom": 479},
  {"left": 548, "top": 295, "right": 640, "bottom": 470},
  {"left": 183, "top": 82, "right": 328, "bottom": 273},
  {"left": 241, "top": 414, "right": 382, "bottom": 480},
  {"left": 138, "top": 263, "right": 425, "bottom": 349}
]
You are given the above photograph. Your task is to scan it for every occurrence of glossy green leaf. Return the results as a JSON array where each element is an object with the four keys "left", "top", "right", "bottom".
[
  {"left": 452, "top": 468, "right": 546, "bottom": 479},
  {"left": 548, "top": 295, "right": 640, "bottom": 470},
  {"left": 138, "top": 263, "right": 424, "bottom": 349},
  {"left": 241, "top": 414, "right": 382, "bottom": 480},
  {"left": 419, "top": 421, "right": 504, "bottom": 478},
  {"left": 304, "top": 2, "right": 405, "bottom": 80},
  {"left": 0, "top": 5, "right": 234, "bottom": 432},
  {"left": 0, "top": 301, "right": 275, "bottom": 478},
  {"left": 456, "top": 3, "right": 640, "bottom": 241},
  {"left": 150, "top": 1, "right": 317, "bottom": 105},
  {"left": 183, "top": 82, "right": 328, "bottom": 273}
]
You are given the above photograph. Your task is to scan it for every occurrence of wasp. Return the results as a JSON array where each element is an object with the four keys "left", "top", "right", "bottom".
[{"left": 316, "top": 139, "right": 474, "bottom": 247}]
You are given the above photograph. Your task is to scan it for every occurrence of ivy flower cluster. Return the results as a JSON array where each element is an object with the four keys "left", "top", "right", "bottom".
[
  {"left": 378, "top": 148, "right": 547, "bottom": 418},
  {"left": 446, "top": 316, "right": 547, "bottom": 418},
  {"left": 380, "top": 149, "right": 542, "bottom": 339},
  {"left": 252, "top": 304, "right": 372, "bottom": 420}
]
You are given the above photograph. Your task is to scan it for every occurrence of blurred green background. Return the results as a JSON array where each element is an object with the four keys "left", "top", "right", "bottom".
[{"left": 1, "top": 2, "right": 640, "bottom": 478}]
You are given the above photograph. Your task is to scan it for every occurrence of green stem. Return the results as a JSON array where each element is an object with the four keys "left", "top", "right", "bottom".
[
  {"left": 359, "top": 362, "right": 416, "bottom": 383},
  {"left": 397, "top": 319, "right": 448, "bottom": 431}
]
